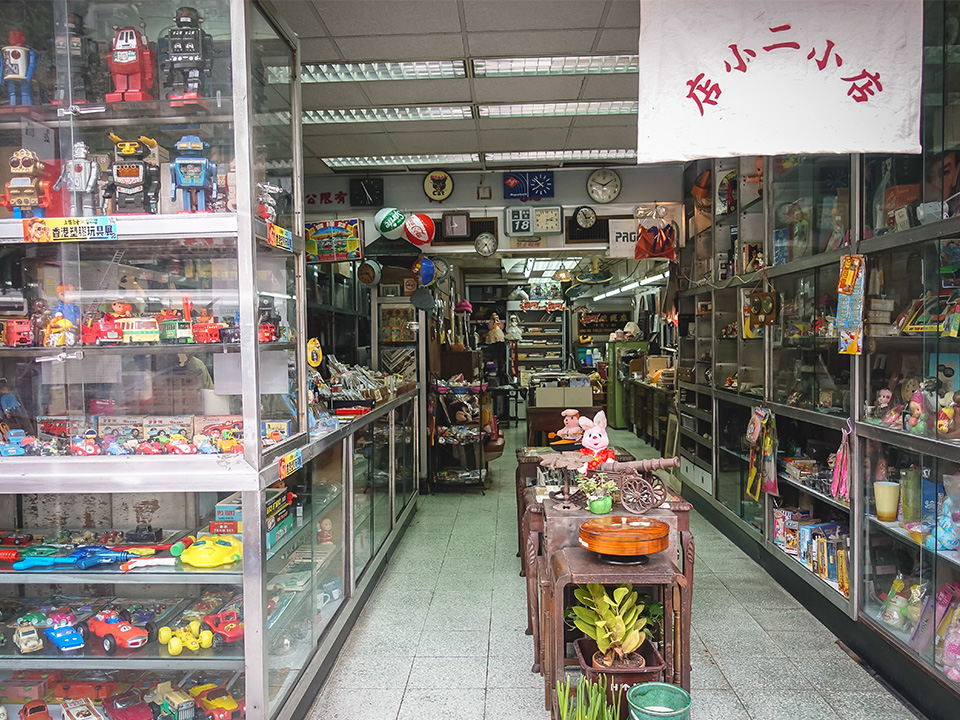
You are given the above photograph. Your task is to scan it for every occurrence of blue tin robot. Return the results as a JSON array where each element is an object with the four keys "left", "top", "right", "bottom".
[
  {"left": 171, "top": 135, "right": 217, "bottom": 212},
  {"left": 1, "top": 30, "right": 38, "bottom": 106}
]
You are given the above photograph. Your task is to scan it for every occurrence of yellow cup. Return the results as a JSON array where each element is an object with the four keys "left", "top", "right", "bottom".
[{"left": 874, "top": 481, "right": 900, "bottom": 522}]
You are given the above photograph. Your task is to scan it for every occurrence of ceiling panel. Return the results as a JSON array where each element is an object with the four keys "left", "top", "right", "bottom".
[
  {"left": 467, "top": 29, "right": 596, "bottom": 56},
  {"left": 472, "top": 76, "right": 585, "bottom": 103},
  {"left": 334, "top": 33, "right": 465, "bottom": 62},
  {"left": 299, "top": 37, "right": 340, "bottom": 63},
  {"left": 302, "top": 82, "right": 370, "bottom": 108},
  {"left": 387, "top": 119, "right": 477, "bottom": 133},
  {"left": 303, "top": 123, "right": 388, "bottom": 136},
  {"left": 388, "top": 131, "right": 481, "bottom": 154},
  {"left": 478, "top": 128, "right": 571, "bottom": 152},
  {"left": 594, "top": 27, "right": 639, "bottom": 54},
  {"left": 603, "top": 0, "right": 641, "bottom": 28},
  {"left": 567, "top": 125, "right": 637, "bottom": 149},
  {"left": 361, "top": 78, "right": 472, "bottom": 105},
  {"left": 303, "top": 157, "right": 333, "bottom": 174},
  {"left": 579, "top": 74, "right": 638, "bottom": 100},
  {"left": 477, "top": 117, "right": 572, "bottom": 130},
  {"left": 274, "top": 0, "right": 328, "bottom": 37},
  {"left": 571, "top": 115, "right": 638, "bottom": 128},
  {"left": 462, "top": 0, "right": 604, "bottom": 32},
  {"left": 304, "top": 133, "right": 398, "bottom": 156},
  {"left": 312, "top": 0, "right": 463, "bottom": 35}
]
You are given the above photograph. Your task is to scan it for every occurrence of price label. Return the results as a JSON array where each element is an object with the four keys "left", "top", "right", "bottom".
[
  {"left": 267, "top": 222, "right": 293, "bottom": 252},
  {"left": 278, "top": 448, "right": 303, "bottom": 479}
]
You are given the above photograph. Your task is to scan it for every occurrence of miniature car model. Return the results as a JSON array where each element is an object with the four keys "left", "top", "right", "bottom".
[
  {"left": 201, "top": 609, "right": 244, "bottom": 648},
  {"left": 18, "top": 701, "right": 51, "bottom": 720},
  {"left": 178, "top": 534, "right": 242, "bottom": 568},
  {"left": 258, "top": 323, "right": 277, "bottom": 342},
  {"left": 214, "top": 429, "right": 243, "bottom": 454},
  {"left": 13, "top": 623, "right": 43, "bottom": 653},
  {"left": 192, "top": 322, "right": 224, "bottom": 343},
  {"left": 81, "top": 320, "right": 123, "bottom": 345},
  {"left": 219, "top": 326, "right": 240, "bottom": 344},
  {"left": 159, "top": 318, "right": 193, "bottom": 344},
  {"left": 45, "top": 624, "right": 84, "bottom": 652},
  {"left": 70, "top": 433, "right": 102, "bottom": 456},
  {"left": 125, "top": 524, "right": 162, "bottom": 543},
  {"left": 47, "top": 608, "right": 77, "bottom": 625},
  {"left": 103, "top": 689, "right": 153, "bottom": 720},
  {"left": 62, "top": 697, "right": 106, "bottom": 720},
  {"left": 54, "top": 676, "right": 118, "bottom": 702},
  {"left": 188, "top": 684, "right": 245, "bottom": 720},
  {"left": 1, "top": 532, "right": 33, "bottom": 546},
  {"left": 16, "top": 611, "right": 45, "bottom": 625},
  {"left": 4, "top": 318, "right": 32, "bottom": 346},
  {"left": 134, "top": 440, "right": 163, "bottom": 455},
  {"left": 77, "top": 609, "right": 149, "bottom": 654},
  {"left": 157, "top": 622, "right": 213, "bottom": 655},
  {"left": 144, "top": 682, "right": 194, "bottom": 720},
  {"left": 101, "top": 436, "right": 129, "bottom": 455},
  {"left": 165, "top": 437, "right": 197, "bottom": 455}
]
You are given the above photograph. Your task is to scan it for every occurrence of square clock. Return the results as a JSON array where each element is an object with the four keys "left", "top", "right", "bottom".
[{"left": 533, "top": 206, "right": 564, "bottom": 235}]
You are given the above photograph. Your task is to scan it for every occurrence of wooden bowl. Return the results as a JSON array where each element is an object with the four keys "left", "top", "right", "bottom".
[{"left": 579, "top": 516, "right": 670, "bottom": 559}]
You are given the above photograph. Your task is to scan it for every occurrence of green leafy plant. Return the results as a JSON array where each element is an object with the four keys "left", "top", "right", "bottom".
[
  {"left": 557, "top": 674, "right": 621, "bottom": 720},
  {"left": 577, "top": 473, "right": 617, "bottom": 501},
  {"left": 570, "top": 583, "right": 648, "bottom": 667}
]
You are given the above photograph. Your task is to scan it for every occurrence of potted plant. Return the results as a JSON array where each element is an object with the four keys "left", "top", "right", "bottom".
[
  {"left": 569, "top": 583, "right": 667, "bottom": 717},
  {"left": 557, "top": 674, "right": 620, "bottom": 720},
  {"left": 577, "top": 473, "right": 617, "bottom": 514}
]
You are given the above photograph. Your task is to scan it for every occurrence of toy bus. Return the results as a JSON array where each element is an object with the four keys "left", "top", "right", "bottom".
[
  {"left": 258, "top": 323, "right": 278, "bottom": 343},
  {"left": 115, "top": 317, "right": 161, "bottom": 344},
  {"left": 192, "top": 322, "right": 225, "bottom": 344},
  {"left": 160, "top": 319, "right": 194, "bottom": 344},
  {"left": 3, "top": 318, "right": 32, "bottom": 346}
]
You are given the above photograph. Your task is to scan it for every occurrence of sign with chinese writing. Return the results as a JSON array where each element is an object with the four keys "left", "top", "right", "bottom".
[
  {"left": 278, "top": 448, "right": 303, "bottom": 480},
  {"left": 637, "top": 1, "right": 922, "bottom": 163},
  {"left": 266, "top": 222, "right": 293, "bottom": 252},
  {"left": 305, "top": 218, "right": 364, "bottom": 262},
  {"left": 305, "top": 188, "right": 348, "bottom": 206},
  {"left": 609, "top": 219, "right": 639, "bottom": 257},
  {"left": 837, "top": 255, "right": 865, "bottom": 355},
  {"left": 503, "top": 171, "right": 554, "bottom": 200},
  {"left": 22, "top": 216, "right": 117, "bottom": 243},
  {"left": 509, "top": 236, "right": 544, "bottom": 249}
]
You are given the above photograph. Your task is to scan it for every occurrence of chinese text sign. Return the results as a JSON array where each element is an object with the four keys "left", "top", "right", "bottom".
[{"left": 637, "top": 0, "right": 922, "bottom": 163}]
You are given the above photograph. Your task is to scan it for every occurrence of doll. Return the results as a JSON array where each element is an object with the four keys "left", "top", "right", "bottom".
[
  {"left": 938, "top": 391, "right": 960, "bottom": 439},
  {"left": 29, "top": 299, "right": 49, "bottom": 345},
  {"left": 504, "top": 315, "right": 523, "bottom": 341},
  {"left": 873, "top": 388, "right": 893, "bottom": 420},
  {"left": 578, "top": 410, "right": 615, "bottom": 472},
  {"left": 904, "top": 388, "right": 929, "bottom": 435},
  {"left": 485, "top": 313, "right": 505, "bottom": 343},
  {"left": 317, "top": 518, "right": 334, "bottom": 545},
  {"left": 551, "top": 409, "right": 583, "bottom": 445},
  {"left": 53, "top": 283, "right": 81, "bottom": 326}
]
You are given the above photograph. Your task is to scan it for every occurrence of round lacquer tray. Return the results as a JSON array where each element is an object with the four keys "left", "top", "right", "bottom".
[{"left": 578, "top": 516, "right": 669, "bottom": 565}]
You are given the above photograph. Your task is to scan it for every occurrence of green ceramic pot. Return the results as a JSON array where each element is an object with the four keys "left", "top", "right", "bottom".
[{"left": 588, "top": 496, "right": 613, "bottom": 514}]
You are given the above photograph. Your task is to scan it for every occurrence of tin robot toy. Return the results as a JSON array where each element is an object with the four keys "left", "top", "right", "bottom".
[
  {"left": 53, "top": 141, "right": 101, "bottom": 217},
  {"left": 171, "top": 135, "right": 217, "bottom": 212},
  {"left": 1, "top": 30, "right": 38, "bottom": 106},
  {"left": 160, "top": 6, "right": 214, "bottom": 106},
  {"left": 101, "top": 133, "right": 160, "bottom": 215},
  {"left": 106, "top": 23, "right": 155, "bottom": 103},
  {"left": 1, "top": 149, "right": 52, "bottom": 218},
  {"left": 53, "top": 13, "right": 98, "bottom": 105}
]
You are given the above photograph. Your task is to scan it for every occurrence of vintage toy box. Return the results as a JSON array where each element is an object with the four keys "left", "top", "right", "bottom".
[
  {"left": 261, "top": 419, "right": 292, "bottom": 439},
  {"left": 194, "top": 414, "right": 243, "bottom": 439},
  {"left": 266, "top": 514, "right": 294, "bottom": 550},
  {"left": 773, "top": 507, "right": 810, "bottom": 549},
  {"left": 215, "top": 487, "right": 289, "bottom": 522},
  {"left": 143, "top": 415, "right": 193, "bottom": 440},
  {"left": 97, "top": 415, "right": 145, "bottom": 440},
  {"left": 37, "top": 415, "right": 89, "bottom": 441}
]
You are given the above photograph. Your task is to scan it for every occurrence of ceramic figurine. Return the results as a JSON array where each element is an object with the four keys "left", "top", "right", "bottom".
[
  {"left": 53, "top": 283, "right": 81, "bottom": 326},
  {"left": 29, "top": 300, "right": 49, "bottom": 345},
  {"left": 102, "top": 133, "right": 160, "bottom": 214},
  {"left": 106, "top": 23, "right": 155, "bottom": 102},
  {"left": 171, "top": 135, "right": 217, "bottom": 212},
  {"left": 550, "top": 409, "right": 583, "bottom": 445},
  {"left": 160, "top": 6, "right": 214, "bottom": 105},
  {"left": 1, "top": 30, "right": 38, "bottom": 106},
  {"left": 53, "top": 141, "right": 101, "bottom": 217},
  {"left": 504, "top": 315, "right": 523, "bottom": 341},
  {"left": 485, "top": 313, "right": 505, "bottom": 343},
  {"left": 1, "top": 149, "right": 52, "bottom": 218},
  {"left": 317, "top": 518, "right": 333, "bottom": 545}
]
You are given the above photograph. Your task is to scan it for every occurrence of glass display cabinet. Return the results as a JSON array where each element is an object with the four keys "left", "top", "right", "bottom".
[{"left": 715, "top": 399, "right": 764, "bottom": 534}]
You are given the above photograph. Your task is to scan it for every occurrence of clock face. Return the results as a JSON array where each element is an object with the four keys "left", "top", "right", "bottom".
[
  {"left": 424, "top": 169, "right": 454, "bottom": 202},
  {"left": 534, "top": 206, "right": 562, "bottom": 234},
  {"left": 432, "top": 257, "right": 452, "bottom": 282},
  {"left": 505, "top": 207, "right": 534, "bottom": 236},
  {"left": 529, "top": 171, "right": 554, "bottom": 197},
  {"left": 357, "top": 260, "right": 382, "bottom": 286},
  {"left": 575, "top": 205, "right": 598, "bottom": 229},
  {"left": 587, "top": 168, "right": 622, "bottom": 204},
  {"left": 442, "top": 212, "right": 470, "bottom": 238},
  {"left": 349, "top": 178, "right": 383, "bottom": 207},
  {"left": 474, "top": 232, "right": 498, "bottom": 257}
]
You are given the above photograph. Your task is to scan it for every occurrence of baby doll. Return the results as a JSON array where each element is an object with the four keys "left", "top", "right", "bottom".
[
  {"left": 317, "top": 518, "right": 334, "bottom": 545},
  {"left": 873, "top": 388, "right": 893, "bottom": 420},
  {"left": 578, "top": 410, "right": 615, "bottom": 472}
]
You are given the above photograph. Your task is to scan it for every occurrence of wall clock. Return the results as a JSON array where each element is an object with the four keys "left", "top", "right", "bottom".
[
  {"left": 424, "top": 169, "right": 454, "bottom": 202},
  {"left": 533, "top": 206, "right": 563, "bottom": 234},
  {"left": 504, "top": 207, "right": 534, "bottom": 236},
  {"left": 529, "top": 171, "right": 554, "bottom": 198},
  {"left": 432, "top": 256, "right": 452, "bottom": 282},
  {"left": 441, "top": 211, "right": 470, "bottom": 238},
  {"left": 587, "top": 168, "right": 622, "bottom": 204},
  {"left": 574, "top": 205, "right": 597, "bottom": 229},
  {"left": 474, "top": 232, "right": 498, "bottom": 257},
  {"left": 357, "top": 260, "right": 382, "bottom": 286},
  {"left": 349, "top": 178, "right": 383, "bottom": 207}
]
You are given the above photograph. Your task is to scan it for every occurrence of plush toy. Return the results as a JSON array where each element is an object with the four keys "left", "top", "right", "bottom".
[
  {"left": 938, "top": 391, "right": 960, "bottom": 439},
  {"left": 550, "top": 409, "right": 583, "bottom": 445},
  {"left": 578, "top": 410, "right": 615, "bottom": 471},
  {"left": 924, "top": 495, "right": 960, "bottom": 552},
  {"left": 485, "top": 313, "right": 505, "bottom": 343}
]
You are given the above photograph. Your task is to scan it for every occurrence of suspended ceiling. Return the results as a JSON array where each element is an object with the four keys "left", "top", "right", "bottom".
[{"left": 267, "top": 0, "right": 641, "bottom": 175}]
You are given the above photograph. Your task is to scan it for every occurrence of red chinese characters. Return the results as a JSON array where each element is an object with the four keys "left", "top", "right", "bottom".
[
  {"left": 724, "top": 44, "right": 756, "bottom": 73},
  {"left": 685, "top": 73, "right": 722, "bottom": 116},
  {"left": 808, "top": 39, "right": 843, "bottom": 70},
  {"left": 842, "top": 69, "right": 882, "bottom": 102},
  {"left": 762, "top": 24, "right": 800, "bottom": 52}
]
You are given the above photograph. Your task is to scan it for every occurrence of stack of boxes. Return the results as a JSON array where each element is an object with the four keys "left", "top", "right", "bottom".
[
  {"left": 866, "top": 297, "right": 897, "bottom": 337},
  {"left": 213, "top": 486, "right": 294, "bottom": 549},
  {"left": 773, "top": 507, "right": 850, "bottom": 597}
]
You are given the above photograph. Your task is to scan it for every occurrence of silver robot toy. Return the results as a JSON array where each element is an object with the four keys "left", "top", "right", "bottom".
[{"left": 53, "top": 141, "right": 101, "bottom": 217}]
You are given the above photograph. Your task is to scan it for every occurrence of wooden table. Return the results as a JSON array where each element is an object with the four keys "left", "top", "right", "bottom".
[{"left": 525, "top": 405, "right": 606, "bottom": 446}]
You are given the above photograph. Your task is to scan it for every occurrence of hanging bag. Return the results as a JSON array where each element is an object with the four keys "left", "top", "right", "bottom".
[{"left": 832, "top": 418, "right": 853, "bottom": 502}]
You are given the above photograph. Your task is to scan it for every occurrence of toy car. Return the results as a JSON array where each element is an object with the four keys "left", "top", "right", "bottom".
[
  {"left": 70, "top": 433, "right": 102, "bottom": 456},
  {"left": 134, "top": 441, "right": 163, "bottom": 455},
  {"left": 62, "top": 697, "right": 106, "bottom": 720},
  {"left": 103, "top": 689, "right": 153, "bottom": 720},
  {"left": 54, "top": 676, "right": 118, "bottom": 702},
  {"left": 144, "top": 682, "right": 194, "bottom": 720},
  {"left": 214, "top": 429, "right": 243, "bottom": 454},
  {"left": 192, "top": 322, "right": 224, "bottom": 343},
  {"left": 45, "top": 624, "right": 84, "bottom": 652},
  {"left": 125, "top": 525, "right": 162, "bottom": 543},
  {"left": 13, "top": 623, "right": 43, "bottom": 653},
  {"left": 219, "top": 326, "right": 240, "bottom": 344},
  {"left": 165, "top": 437, "right": 197, "bottom": 455},
  {"left": 201, "top": 609, "right": 244, "bottom": 648},
  {"left": 178, "top": 534, "right": 242, "bottom": 568},
  {"left": 18, "top": 701, "right": 51, "bottom": 720},
  {"left": 1, "top": 532, "right": 33, "bottom": 546},
  {"left": 16, "top": 611, "right": 46, "bottom": 625},
  {"left": 258, "top": 323, "right": 277, "bottom": 342},
  {"left": 157, "top": 622, "right": 213, "bottom": 656},
  {"left": 48, "top": 608, "right": 77, "bottom": 625},
  {"left": 188, "top": 684, "right": 245, "bottom": 720},
  {"left": 81, "top": 320, "right": 123, "bottom": 345},
  {"left": 77, "top": 609, "right": 149, "bottom": 654},
  {"left": 101, "top": 436, "right": 129, "bottom": 455}
]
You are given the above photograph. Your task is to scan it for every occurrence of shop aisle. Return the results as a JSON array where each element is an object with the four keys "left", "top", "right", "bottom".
[{"left": 308, "top": 426, "right": 916, "bottom": 720}]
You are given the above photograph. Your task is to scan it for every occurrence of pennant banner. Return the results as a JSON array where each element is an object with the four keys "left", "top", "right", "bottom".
[{"left": 637, "top": 0, "right": 922, "bottom": 163}]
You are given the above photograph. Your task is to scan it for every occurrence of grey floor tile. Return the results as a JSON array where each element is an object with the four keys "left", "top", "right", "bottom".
[
  {"left": 426, "top": 603, "right": 492, "bottom": 631},
  {"left": 407, "top": 656, "right": 488, "bottom": 689},
  {"left": 688, "top": 689, "right": 747, "bottom": 719},
  {"left": 690, "top": 651, "right": 732, "bottom": 689},
  {"left": 417, "top": 629, "right": 490, "bottom": 657},
  {"left": 325, "top": 653, "right": 414, "bottom": 690},
  {"left": 766, "top": 631, "right": 847, "bottom": 658},
  {"left": 749, "top": 607, "right": 829, "bottom": 633},
  {"left": 308, "top": 687, "right": 404, "bottom": 720},
  {"left": 821, "top": 690, "right": 915, "bottom": 718},
  {"left": 487, "top": 654, "right": 542, "bottom": 688},
  {"left": 488, "top": 628, "right": 537, "bottom": 659},
  {"left": 712, "top": 653, "right": 812, "bottom": 691},
  {"left": 483, "top": 687, "right": 551, "bottom": 720},
  {"left": 340, "top": 625, "right": 421, "bottom": 658},
  {"left": 379, "top": 569, "right": 440, "bottom": 592},
  {"left": 398, "top": 688, "right": 485, "bottom": 720},
  {"left": 737, "top": 689, "right": 840, "bottom": 720},
  {"left": 699, "top": 626, "right": 787, "bottom": 658},
  {"left": 796, "top": 652, "right": 885, "bottom": 692}
]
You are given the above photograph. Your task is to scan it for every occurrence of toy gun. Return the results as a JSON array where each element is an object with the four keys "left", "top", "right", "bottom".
[{"left": 13, "top": 545, "right": 137, "bottom": 571}]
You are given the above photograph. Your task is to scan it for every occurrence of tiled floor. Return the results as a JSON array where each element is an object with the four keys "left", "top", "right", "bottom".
[{"left": 309, "top": 425, "right": 916, "bottom": 719}]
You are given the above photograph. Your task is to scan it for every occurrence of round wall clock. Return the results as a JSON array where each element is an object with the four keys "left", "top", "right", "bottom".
[
  {"left": 357, "top": 260, "right": 382, "bottom": 286},
  {"left": 432, "top": 256, "right": 452, "bottom": 282},
  {"left": 586, "top": 168, "right": 622, "bottom": 204},
  {"left": 574, "top": 205, "right": 598, "bottom": 229},
  {"left": 474, "top": 232, "right": 498, "bottom": 257},
  {"left": 423, "top": 169, "right": 454, "bottom": 202}
]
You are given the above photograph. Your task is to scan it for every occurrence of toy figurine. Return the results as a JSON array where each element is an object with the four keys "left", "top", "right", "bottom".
[
  {"left": 171, "top": 135, "right": 217, "bottom": 212},
  {"left": 1, "top": 30, "right": 38, "bottom": 106},
  {"left": 1, "top": 149, "right": 52, "bottom": 218},
  {"left": 485, "top": 313, "right": 505, "bottom": 343},
  {"left": 873, "top": 388, "right": 893, "bottom": 420},
  {"left": 29, "top": 300, "right": 49, "bottom": 345},
  {"left": 578, "top": 410, "right": 615, "bottom": 472},
  {"left": 53, "top": 13, "right": 98, "bottom": 105},
  {"left": 43, "top": 312, "right": 77, "bottom": 347},
  {"left": 317, "top": 518, "right": 333, "bottom": 545},
  {"left": 106, "top": 23, "right": 155, "bottom": 103},
  {"left": 101, "top": 133, "right": 160, "bottom": 214},
  {"left": 160, "top": 7, "right": 214, "bottom": 106},
  {"left": 550, "top": 408, "right": 583, "bottom": 445},
  {"left": 53, "top": 141, "right": 101, "bottom": 217},
  {"left": 504, "top": 315, "right": 523, "bottom": 341},
  {"left": 54, "top": 283, "right": 81, "bottom": 326},
  {"left": 257, "top": 182, "right": 283, "bottom": 223}
]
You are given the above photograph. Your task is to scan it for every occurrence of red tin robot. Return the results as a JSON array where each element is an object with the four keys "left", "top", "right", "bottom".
[{"left": 106, "top": 24, "right": 154, "bottom": 103}]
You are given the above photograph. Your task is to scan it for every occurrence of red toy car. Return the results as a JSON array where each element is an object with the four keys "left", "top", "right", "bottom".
[
  {"left": 0, "top": 532, "right": 33, "bottom": 546},
  {"left": 165, "top": 438, "right": 197, "bottom": 455},
  {"left": 135, "top": 441, "right": 163, "bottom": 455},
  {"left": 18, "top": 701, "right": 52, "bottom": 720},
  {"left": 201, "top": 609, "right": 244, "bottom": 648},
  {"left": 81, "top": 320, "right": 123, "bottom": 345},
  {"left": 77, "top": 609, "right": 149, "bottom": 654},
  {"left": 258, "top": 323, "right": 278, "bottom": 343},
  {"left": 4, "top": 318, "right": 32, "bottom": 346},
  {"left": 54, "top": 676, "right": 119, "bottom": 702},
  {"left": 103, "top": 689, "right": 153, "bottom": 720}
]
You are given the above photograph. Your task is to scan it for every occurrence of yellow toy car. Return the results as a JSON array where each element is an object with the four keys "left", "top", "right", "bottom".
[
  {"left": 157, "top": 622, "right": 213, "bottom": 656},
  {"left": 189, "top": 683, "right": 246, "bottom": 720},
  {"left": 178, "top": 534, "right": 242, "bottom": 568}
]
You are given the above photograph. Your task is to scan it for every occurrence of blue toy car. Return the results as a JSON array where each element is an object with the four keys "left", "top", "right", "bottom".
[{"left": 45, "top": 624, "right": 84, "bottom": 652}]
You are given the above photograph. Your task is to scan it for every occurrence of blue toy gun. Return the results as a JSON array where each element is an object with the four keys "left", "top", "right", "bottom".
[{"left": 13, "top": 546, "right": 137, "bottom": 571}]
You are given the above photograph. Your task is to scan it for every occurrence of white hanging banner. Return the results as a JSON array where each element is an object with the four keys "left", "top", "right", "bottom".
[{"left": 637, "top": 0, "right": 923, "bottom": 164}]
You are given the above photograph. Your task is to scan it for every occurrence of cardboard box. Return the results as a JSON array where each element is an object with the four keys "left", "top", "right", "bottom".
[
  {"left": 215, "top": 487, "right": 289, "bottom": 522},
  {"left": 193, "top": 415, "right": 243, "bottom": 440},
  {"left": 534, "top": 387, "right": 565, "bottom": 407},
  {"left": 97, "top": 415, "right": 145, "bottom": 440},
  {"left": 261, "top": 419, "right": 292, "bottom": 439},
  {"left": 143, "top": 415, "right": 193, "bottom": 440},
  {"left": 773, "top": 508, "right": 810, "bottom": 548},
  {"left": 564, "top": 386, "right": 593, "bottom": 406},
  {"left": 266, "top": 514, "right": 294, "bottom": 550},
  {"left": 209, "top": 520, "right": 241, "bottom": 534},
  {"left": 36, "top": 415, "right": 90, "bottom": 441}
]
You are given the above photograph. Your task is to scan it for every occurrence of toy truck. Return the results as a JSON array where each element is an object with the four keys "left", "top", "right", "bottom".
[{"left": 144, "top": 681, "right": 194, "bottom": 720}]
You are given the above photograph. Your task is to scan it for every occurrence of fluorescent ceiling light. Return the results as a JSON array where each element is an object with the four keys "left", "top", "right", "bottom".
[
  {"left": 485, "top": 149, "right": 636, "bottom": 163},
  {"left": 524, "top": 259, "right": 534, "bottom": 277},
  {"left": 473, "top": 55, "right": 638, "bottom": 77},
  {"left": 322, "top": 154, "right": 480, "bottom": 168},
  {"left": 304, "top": 106, "right": 472, "bottom": 123},
  {"left": 640, "top": 272, "right": 668, "bottom": 285},
  {"left": 622, "top": 281, "right": 640, "bottom": 291},
  {"left": 270, "top": 61, "right": 467, "bottom": 84},
  {"left": 479, "top": 101, "right": 638, "bottom": 118}
]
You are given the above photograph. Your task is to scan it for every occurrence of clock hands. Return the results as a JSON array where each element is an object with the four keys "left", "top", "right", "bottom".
[{"left": 362, "top": 182, "right": 372, "bottom": 203}]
